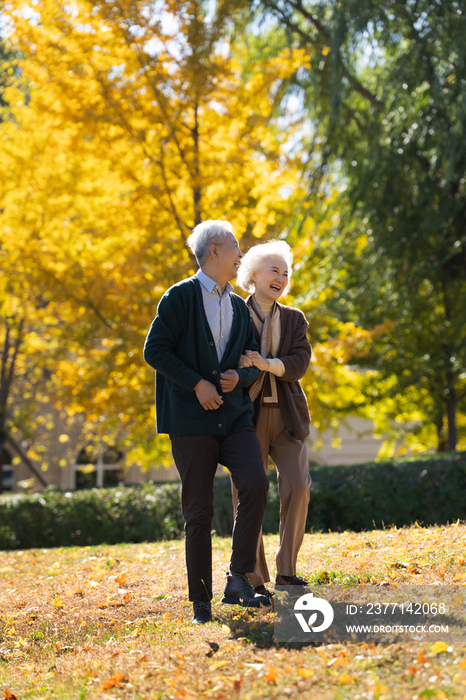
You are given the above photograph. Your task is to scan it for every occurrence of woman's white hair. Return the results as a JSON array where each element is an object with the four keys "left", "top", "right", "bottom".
[
  {"left": 187, "top": 220, "right": 233, "bottom": 265},
  {"left": 237, "top": 240, "right": 293, "bottom": 295}
]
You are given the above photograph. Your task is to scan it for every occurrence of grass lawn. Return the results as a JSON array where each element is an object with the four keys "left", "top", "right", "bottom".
[{"left": 1, "top": 523, "right": 466, "bottom": 699}]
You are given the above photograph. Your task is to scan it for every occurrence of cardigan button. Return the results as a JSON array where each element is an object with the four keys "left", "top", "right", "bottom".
[
  {"left": 209, "top": 341, "right": 214, "bottom": 346},
  {"left": 281, "top": 407, "right": 287, "bottom": 413},
  {"left": 212, "top": 370, "right": 218, "bottom": 375},
  {"left": 218, "top": 423, "right": 223, "bottom": 429}
]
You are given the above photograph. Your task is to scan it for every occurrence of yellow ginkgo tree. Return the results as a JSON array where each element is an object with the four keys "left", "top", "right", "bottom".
[{"left": 1, "top": 0, "right": 314, "bottom": 474}]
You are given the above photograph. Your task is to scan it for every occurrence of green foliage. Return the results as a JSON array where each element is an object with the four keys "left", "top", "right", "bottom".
[
  {"left": 1, "top": 453, "right": 466, "bottom": 549},
  {"left": 285, "top": 1, "right": 466, "bottom": 451}
]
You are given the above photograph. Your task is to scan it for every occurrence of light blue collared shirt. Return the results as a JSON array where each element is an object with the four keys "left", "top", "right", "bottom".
[{"left": 196, "top": 269, "right": 234, "bottom": 362}]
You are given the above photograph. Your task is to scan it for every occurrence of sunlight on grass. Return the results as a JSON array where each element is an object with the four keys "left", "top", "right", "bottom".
[{"left": 1, "top": 525, "right": 466, "bottom": 698}]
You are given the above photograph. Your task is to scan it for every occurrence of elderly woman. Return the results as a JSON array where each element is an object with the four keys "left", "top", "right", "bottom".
[{"left": 231, "top": 240, "right": 312, "bottom": 596}]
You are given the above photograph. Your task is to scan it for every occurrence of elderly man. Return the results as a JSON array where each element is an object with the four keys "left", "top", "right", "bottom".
[{"left": 144, "top": 220, "right": 270, "bottom": 624}]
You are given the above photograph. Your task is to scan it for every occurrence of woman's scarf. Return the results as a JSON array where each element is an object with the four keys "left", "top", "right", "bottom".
[{"left": 247, "top": 295, "right": 279, "bottom": 407}]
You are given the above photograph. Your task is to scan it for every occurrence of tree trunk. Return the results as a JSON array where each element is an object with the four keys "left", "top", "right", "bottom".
[
  {"left": 446, "top": 387, "right": 457, "bottom": 451},
  {"left": 434, "top": 403, "right": 448, "bottom": 453},
  {"left": 0, "top": 431, "right": 4, "bottom": 494},
  {"left": 192, "top": 100, "right": 202, "bottom": 226}
]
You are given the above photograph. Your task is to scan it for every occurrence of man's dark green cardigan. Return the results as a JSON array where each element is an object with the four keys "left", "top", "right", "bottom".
[{"left": 143, "top": 276, "right": 261, "bottom": 436}]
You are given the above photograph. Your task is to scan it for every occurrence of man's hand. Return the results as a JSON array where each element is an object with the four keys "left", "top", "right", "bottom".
[
  {"left": 194, "top": 379, "right": 224, "bottom": 410},
  {"left": 220, "top": 369, "right": 239, "bottom": 393},
  {"left": 238, "top": 353, "right": 253, "bottom": 369},
  {"left": 245, "top": 350, "right": 269, "bottom": 372}
]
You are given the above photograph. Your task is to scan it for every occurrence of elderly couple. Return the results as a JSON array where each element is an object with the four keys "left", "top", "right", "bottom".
[{"left": 144, "top": 220, "right": 312, "bottom": 624}]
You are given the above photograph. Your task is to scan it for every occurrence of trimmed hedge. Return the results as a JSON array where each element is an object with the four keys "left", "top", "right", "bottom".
[
  {"left": 0, "top": 451, "right": 465, "bottom": 550},
  {"left": 308, "top": 451, "right": 466, "bottom": 531}
]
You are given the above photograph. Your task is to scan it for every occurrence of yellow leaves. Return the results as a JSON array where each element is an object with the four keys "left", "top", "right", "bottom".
[
  {"left": 337, "top": 672, "right": 354, "bottom": 684},
  {"left": 298, "top": 667, "right": 314, "bottom": 678},
  {"left": 221, "top": 625, "right": 231, "bottom": 635},
  {"left": 58, "top": 434, "right": 69, "bottom": 443},
  {"left": 53, "top": 597, "right": 64, "bottom": 609},
  {"left": 209, "top": 660, "right": 228, "bottom": 671},
  {"left": 431, "top": 641, "right": 449, "bottom": 654},
  {"left": 264, "top": 664, "right": 279, "bottom": 682},
  {"left": 101, "top": 672, "right": 129, "bottom": 690},
  {"left": 1, "top": 0, "right": 312, "bottom": 468}
]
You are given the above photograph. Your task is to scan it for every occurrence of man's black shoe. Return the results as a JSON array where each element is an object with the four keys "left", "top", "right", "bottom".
[
  {"left": 222, "top": 572, "right": 271, "bottom": 607},
  {"left": 192, "top": 600, "right": 212, "bottom": 624}
]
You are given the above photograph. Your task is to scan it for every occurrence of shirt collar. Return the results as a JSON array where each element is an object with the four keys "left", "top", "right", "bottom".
[{"left": 196, "top": 269, "right": 233, "bottom": 296}]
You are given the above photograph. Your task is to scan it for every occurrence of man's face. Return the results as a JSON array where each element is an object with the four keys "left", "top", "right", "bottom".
[{"left": 213, "top": 231, "right": 243, "bottom": 281}]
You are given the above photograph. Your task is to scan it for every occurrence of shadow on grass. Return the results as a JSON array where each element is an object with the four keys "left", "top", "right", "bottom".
[{"left": 213, "top": 605, "right": 320, "bottom": 650}]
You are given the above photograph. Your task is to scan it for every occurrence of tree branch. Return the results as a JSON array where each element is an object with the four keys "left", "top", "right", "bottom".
[
  {"left": 285, "top": 0, "right": 385, "bottom": 113},
  {"left": 6, "top": 435, "right": 48, "bottom": 488},
  {"left": 6, "top": 317, "right": 24, "bottom": 395}
]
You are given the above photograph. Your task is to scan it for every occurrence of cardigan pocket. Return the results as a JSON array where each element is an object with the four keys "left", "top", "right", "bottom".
[{"left": 172, "top": 384, "right": 211, "bottom": 419}]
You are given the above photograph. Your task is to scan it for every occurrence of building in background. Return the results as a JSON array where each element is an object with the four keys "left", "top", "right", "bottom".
[{"left": 1, "top": 415, "right": 383, "bottom": 493}]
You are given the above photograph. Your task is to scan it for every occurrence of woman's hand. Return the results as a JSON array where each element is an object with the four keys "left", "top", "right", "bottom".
[
  {"left": 245, "top": 350, "right": 270, "bottom": 372},
  {"left": 238, "top": 354, "right": 253, "bottom": 369}
]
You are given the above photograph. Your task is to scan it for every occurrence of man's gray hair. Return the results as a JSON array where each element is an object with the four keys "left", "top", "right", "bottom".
[
  {"left": 187, "top": 220, "right": 233, "bottom": 265},
  {"left": 236, "top": 240, "right": 293, "bottom": 295}
]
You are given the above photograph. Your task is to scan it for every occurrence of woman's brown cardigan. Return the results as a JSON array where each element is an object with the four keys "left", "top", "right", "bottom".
[{"left": 248, "top": 299, "right": 312, "bottom": 441}]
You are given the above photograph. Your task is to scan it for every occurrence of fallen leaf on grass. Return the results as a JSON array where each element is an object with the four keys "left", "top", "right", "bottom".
[
  {"left": 101, "top": 672, "right": 129, "bottom": 689},
  {"left": 265, "top": 664, "right": 278, "bottom": 682},
  {"left": 457, "top": 659, "right": 466, "bottom": 668},
  {"left": 338, "top": 672, "right": 354, "bottom": 684},
  {"left": 406, "top": 666, "right": 419, "bottom": 677},
  {"left": 431, "top": 641, "right": 449, "bottom": 654},
  {"left": 209, "top": 660, "right": 228, "bottom": 671},
  {"left": 53, "top": 598, "right": 64, "bottom": 609},
  {"left": 298, "top": 668, "right": 314, "bottom": 679},
  {"left": 233, "top": 679, "right": 242, "bottom": 691},
  {"left": 87, "top": 580, "right": 100, "bottom": 588},
  {"left": 174, "top": 691, "right": 196, "bottom": 700},
  {"left": 115, "top": 573, "right": 127, "bottom": 586},
  {"left": 328, "top": 657, "right": 348, "bottom": 668},
  {"left": 5, "top": 692, "right": 19, "bottom": 699},
  {"left": 221, "top": 625, "right": 230, "bottom": 634},
  {"left": 417, "top": 649, "right": 427, "bottom": 664}
]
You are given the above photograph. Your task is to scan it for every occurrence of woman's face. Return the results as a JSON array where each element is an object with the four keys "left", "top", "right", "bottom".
[{"left": 252, "top": 255, "right": 289, "bottom": 303}]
